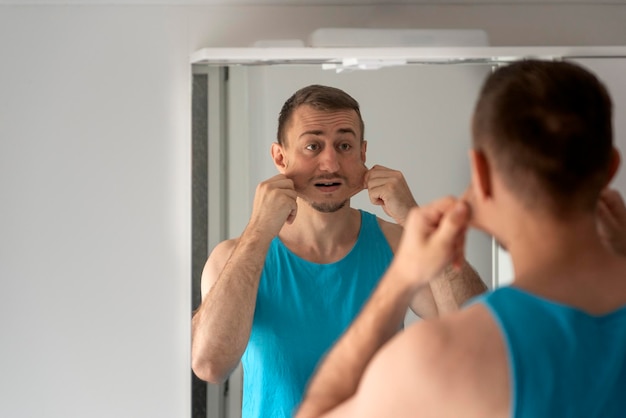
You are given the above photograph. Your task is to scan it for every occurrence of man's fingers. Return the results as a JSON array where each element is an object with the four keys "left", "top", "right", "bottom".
[
  {"left": 253, "top": 174, "right": 299, "bottom": 228},
  {"left": 404, "top": 198, "right": 456, "bottom": 238},
  {"left": 601, "top": 188, "right": 625, "bottom": 205},
  {"left": 435, "top": 201, "right": 471, "bottom": 248},
  {"left": 364, "top": 165, "right": 401, "bottom": 189},
  {"left": 601, "top": 188, "right": 626, "bottom": 220},
  {"left": 418, "top": 196, "right": 457, "bottom": 227},
  {"left": 285, "top": 205, "right": 298, "bottom": 225},
  {"left": 598, "top": 200, "right": 618, "bottom": 229}
]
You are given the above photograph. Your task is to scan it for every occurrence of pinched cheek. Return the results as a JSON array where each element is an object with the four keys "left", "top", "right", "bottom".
[
  {"left": 353, "top": 162, "right": 368, "bottom": 182},
  {"left": 283, "top": 170, "right": 308, "bottom": 192}
]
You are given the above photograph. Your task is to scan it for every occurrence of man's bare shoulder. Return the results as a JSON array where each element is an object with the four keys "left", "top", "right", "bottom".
[
  {"left": 200, "top": 237, "right": 240, "bottom": 297},
  {"left": 398, "top": 305, "right": 509, "bottom": 417},
  {"left": 210, "top": 237, "right": 240, "bottom": 261},
  {"left": 345, "top": 305, "right": 510, "bottom": 418},
  {"left": 376, "top": 217, "right": 403, "bottom": 253}
]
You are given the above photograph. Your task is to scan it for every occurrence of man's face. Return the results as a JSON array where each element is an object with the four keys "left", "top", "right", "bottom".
[{"left": 275, "top": 105, "right": 367, "bottom": 213}]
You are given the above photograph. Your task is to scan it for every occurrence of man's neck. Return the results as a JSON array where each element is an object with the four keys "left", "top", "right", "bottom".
[
  {"left": 506, "top": 214, "right": 601, "bottom": 277},
  {"left": 505, "top": 213, "right": 626, "bottom": 311},
  {"left": 278, "top": 199, "right": 362, "bottom": 264}
]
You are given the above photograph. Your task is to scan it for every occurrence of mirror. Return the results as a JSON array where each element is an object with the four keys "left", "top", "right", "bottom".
[
  {"left": 191, "top": 60, "right": 495, "bottom": 418},
  {"left": 190, "top": 48, "right": 626, "bottom": 418},
  {"left": 225, "top": 62, "right": 495, "bottom": 281}
]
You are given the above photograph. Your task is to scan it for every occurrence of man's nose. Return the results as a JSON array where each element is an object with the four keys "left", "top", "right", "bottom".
[{"left": 319, "top": 148, "right": 340, "bottom": 172}]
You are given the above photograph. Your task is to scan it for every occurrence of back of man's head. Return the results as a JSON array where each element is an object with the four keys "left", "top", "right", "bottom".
[
  {"left": 472, "top": 59, "right": 614, "bottom": 216},
  {"left": 276, "top": 84, "right": 365, "bottom": 146}
]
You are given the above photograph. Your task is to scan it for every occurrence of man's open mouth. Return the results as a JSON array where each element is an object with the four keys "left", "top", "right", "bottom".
[{"left": 315, "top": 182, "right": 341, "bottom": 188}]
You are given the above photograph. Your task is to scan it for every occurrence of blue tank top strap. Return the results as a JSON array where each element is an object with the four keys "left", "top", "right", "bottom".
[{"left": 470, "top": 287, "right": 626, "bottom": 418}]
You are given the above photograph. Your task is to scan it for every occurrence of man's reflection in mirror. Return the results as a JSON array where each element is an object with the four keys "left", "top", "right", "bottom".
[{"left": 191, "top": 84, "right": 487, "bottom": 418}]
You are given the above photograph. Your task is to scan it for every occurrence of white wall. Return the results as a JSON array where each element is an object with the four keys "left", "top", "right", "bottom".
[
  {"left": 1, "top": 3, "right": 626, "bottom": 418},
  {"left": 0, "top": 6, "right": 191, "bottom": 418}
]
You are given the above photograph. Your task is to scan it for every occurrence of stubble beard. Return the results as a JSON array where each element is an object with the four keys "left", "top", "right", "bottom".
[
  {"left": 302, "top": 174, "right": 352, "bottom": 213},
  {"left": 309, "top": 199, "right": 348, "bottom": 213}
]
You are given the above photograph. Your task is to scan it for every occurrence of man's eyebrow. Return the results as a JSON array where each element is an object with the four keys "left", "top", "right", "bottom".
[
  {"left": 337, "top": 128, "right": 357, "bottom": 136},
  {"left": 298, "top": 127, "right": 357, "bottom": 139},
  {"left": 298, "top": 130, "right": 323, "bottom": 139}
]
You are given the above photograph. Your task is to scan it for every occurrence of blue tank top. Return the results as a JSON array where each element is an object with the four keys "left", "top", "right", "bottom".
[
  {"left": 472, "top": 286, "right": 626, "bottom": 418},
  {"left": 241, "top": 210, "right": 393, "bottom": 418}
]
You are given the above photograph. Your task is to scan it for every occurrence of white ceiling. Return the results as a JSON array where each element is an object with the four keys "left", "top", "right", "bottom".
[{"left": 2, "top": 0, "right": 626, "bottom": 5}]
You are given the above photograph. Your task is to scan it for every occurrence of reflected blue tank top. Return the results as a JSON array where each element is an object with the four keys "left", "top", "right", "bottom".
[
  {"left": 241, "top": 210, "right": 393, "bottom": 418},
  {"left": 473, "top": 287, "right": 626, "bottom": 418}
]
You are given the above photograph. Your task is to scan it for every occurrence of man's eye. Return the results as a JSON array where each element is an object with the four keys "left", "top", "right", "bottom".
[
  {"left": 338, "top": 143, "right": 352, "bottom": 151},
  {"left": 305, "top": 144, "right": 320, "bottom": 151}
]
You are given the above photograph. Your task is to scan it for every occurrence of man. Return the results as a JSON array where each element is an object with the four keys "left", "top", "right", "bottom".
[
  {"left": 297, "top": 61, "right": 626, "bottom": 418},
  {"left": 191, "top": 84, "right": 486, "bottom": 417}
]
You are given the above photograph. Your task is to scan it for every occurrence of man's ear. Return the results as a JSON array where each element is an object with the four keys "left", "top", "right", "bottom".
[
  {"left": 469, "top": 149, "right": 492, "bottom": 201},
  {"left": 361, "top": 140, "right": 367, "bottom": 164},
  {"left": 606, "top": 147, "right": 621, "bottom": 184},
  {"left": 271, "top": 142, "right": 287, "bottom": 173}
]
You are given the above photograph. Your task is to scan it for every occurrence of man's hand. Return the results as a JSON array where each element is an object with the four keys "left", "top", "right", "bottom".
[
  {"left": 247, "top": 174, "right": 298, "bottom": 239},
  {"left": 389, "top": 197, "right": 471, "bottom": 293},
  {"left": 364, "top": 165, "right": 418, "bottom": 226},
  {"left": 597, "top": 188, "right": 626, "bottom": 257}
]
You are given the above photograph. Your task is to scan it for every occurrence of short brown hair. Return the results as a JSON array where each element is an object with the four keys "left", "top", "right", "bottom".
[
  {"left": 472, "top": 59, "right": 613, "bottom": 215},
  {"left": 276, "top": 84, "right": 365, "bottom": 146}
]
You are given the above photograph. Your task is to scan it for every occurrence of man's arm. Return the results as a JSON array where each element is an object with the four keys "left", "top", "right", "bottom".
[
  {"left": 425, "top": 260, "right": 488, "bottom": 317},
  {"left": 405, "top": 259, "right": 487, "bottom": 319},
  {"left": 597, "top": 187, "right": 626, "bottom": 257},
  {"left": 191, "top": 175, "right": 297, "bottom": 383},
  {"left": 296, "top": 198, "right": 471, "bottom": 418},
  {"left": 365, "top": 165, "right": 487, "bottom": 318},
  {"left": 191, "top": 234, "right": 270, "bottom": 383},
  {"left": 299, "top": 307, "right": 509, "bottom": 418}
]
